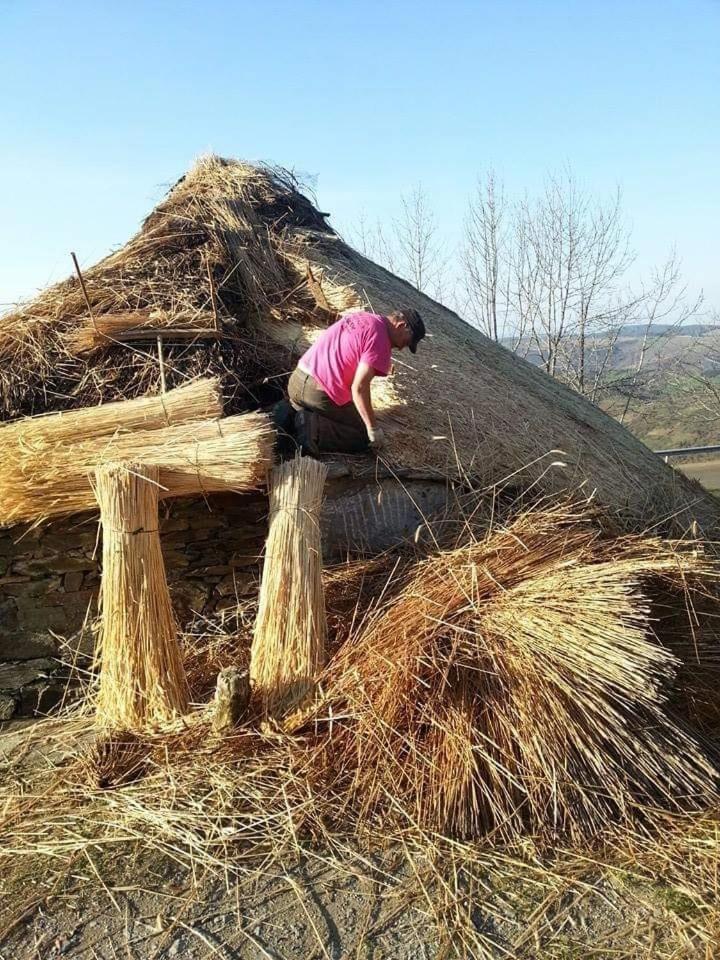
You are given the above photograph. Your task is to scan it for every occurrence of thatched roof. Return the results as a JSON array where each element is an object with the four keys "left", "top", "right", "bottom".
[{"left": 1, "top": 155, "right": 717, "bottom": 533}]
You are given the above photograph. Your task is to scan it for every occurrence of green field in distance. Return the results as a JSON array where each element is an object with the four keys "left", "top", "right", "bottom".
[{"left": 676, "top": 459, "right": 720, "bottom": 495}]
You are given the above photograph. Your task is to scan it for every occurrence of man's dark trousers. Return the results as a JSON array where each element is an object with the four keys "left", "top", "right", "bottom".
[{"left": 288, "top": 368, "right": 369, "bottom": 454}]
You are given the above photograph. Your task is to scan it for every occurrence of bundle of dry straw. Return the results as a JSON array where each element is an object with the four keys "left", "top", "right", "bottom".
[
  {"left": 0, "top": 377, "right": 222, "bottom": 450},
  {"left": 64, "top": 310, "right": 220, "bottom": 356},
  {"left": 251, "top": 455, "right": 328, "bottom": 717},
  {"left": 94, "top": 462, "right": 188, "bottom": 729},
  {"left": 0, "top": 411, "right": 275, "bottom": 524},
  {"left": 303, "top": 505, "right": 720, "bottom": 843}
]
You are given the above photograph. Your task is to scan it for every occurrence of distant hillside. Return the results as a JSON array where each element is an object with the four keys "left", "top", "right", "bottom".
[
  {"left": 497, "top": 324, "right": 720, "bottom": 452},
  {"left": 614, "top": 322, "right": 718, "bottom": 338},
  {"left": 603, "top": 379, "right": 720, "bottom": 452},
  {"left": 503, "top": 325, "right": 720, "bottom": 378}
]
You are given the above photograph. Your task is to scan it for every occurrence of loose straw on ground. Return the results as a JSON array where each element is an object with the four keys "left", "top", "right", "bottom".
[
  {"left": 0, "top": 411, "right": 275, "bottom": 524},
  {"left": 94, "top": 462, "right": 189, "bottom": 730},
  {"left": 251, "top": 455, "right": 328, "bottom": 717}
]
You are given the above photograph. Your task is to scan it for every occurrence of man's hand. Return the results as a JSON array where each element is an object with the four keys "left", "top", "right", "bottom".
[{"left": 367, "top": 426, "right": 386, "bottom": 451}]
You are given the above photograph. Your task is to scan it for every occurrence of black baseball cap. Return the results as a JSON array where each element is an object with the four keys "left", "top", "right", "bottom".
[{"left": 403, "top": 309, "right": 426, "bottom": 353}]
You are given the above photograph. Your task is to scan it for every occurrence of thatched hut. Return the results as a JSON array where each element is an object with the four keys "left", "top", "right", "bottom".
[{"left": 0, "top": 156, "right": 716, "bottom": 717}]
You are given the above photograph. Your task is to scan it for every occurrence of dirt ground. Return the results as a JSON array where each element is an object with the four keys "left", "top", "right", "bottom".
[
  {"left": 1, "top": 700, "right": 716, "bottom": 957},
  {"left": 1, "top": 767, "right": 712, "bottom": 960},
  {"left": 1, "top": 846, "right": 445, "bottom": 960},
  {"left": 1, "top": 838, "right": 673, "bottom": 960}
]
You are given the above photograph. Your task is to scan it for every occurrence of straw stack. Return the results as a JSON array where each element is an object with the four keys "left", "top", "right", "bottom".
[
  {"left": 94, "top": 462, "right": 189, "bottom": 730},
  {"left": 251, "top": 455, "right": 328, "bottom": 717},
  {"left": 0, "top": 411, "right": 275, "bottom": 524},
  {"left": 306, "top": 506, "right": 720, "bottom": 842},
  {"left": 65, "top": 310, "right": 220, "bottom": 356},
  {"left": 0, "top": 377, "right": 223, "bottom": 450}
]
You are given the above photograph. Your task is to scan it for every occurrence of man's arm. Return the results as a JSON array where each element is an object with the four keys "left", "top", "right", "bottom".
[{"left": 351, "top": 361, "right": 377, "bottom": 435}]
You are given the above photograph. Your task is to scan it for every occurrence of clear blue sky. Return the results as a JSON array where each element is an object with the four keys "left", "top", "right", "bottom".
[{"left": 2, "top": 0, "right": 718, "bottom": 309}]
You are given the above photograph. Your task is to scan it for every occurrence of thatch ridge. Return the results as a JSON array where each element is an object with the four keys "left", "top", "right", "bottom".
[{"left": 2, "top": 155, "right": 717, "bottom": 534}]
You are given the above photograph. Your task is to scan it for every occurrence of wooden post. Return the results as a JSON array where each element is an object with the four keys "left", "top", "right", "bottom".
[
  {"left": 156, "top": 335, "right": 167, "bottom": 393},
  {"left": 71, "top": 251, "right": 100, "bottom": 338}
]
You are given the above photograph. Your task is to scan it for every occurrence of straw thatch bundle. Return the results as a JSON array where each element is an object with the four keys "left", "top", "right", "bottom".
[
  {"left": 0, "top": 411, "right": 275, "bottom": 524},
  {"left": 94, "top": 462, "right": 189, "bottom": 729},
  {"left": 251, "top": 455, "right": 329, "bottom": 717},
  {"left": 303, "top": 506, "right": 719, "bottom": 843},
  {"left": 64, "top": 309, "right": 220, "bottom": 356},
  {"left": 0, "top": 377, "right": 222, "bottom": 452}
]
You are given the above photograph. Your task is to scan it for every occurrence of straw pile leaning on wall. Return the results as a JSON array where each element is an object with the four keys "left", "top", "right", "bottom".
[
  {"left": 0, "top": 377, "right": 223, "bottom": 450},
  {"left": 94, "top": 462, "right": 189, "bottom": 730},
  {"left": 0, "top": 411, "right": 275, "bottom": 524},
  {"left": 251, "top": 454, "right": 329, "bottom": 718},
  {"left": 300, "top": 505, "right": 720, "bottom": 843}
]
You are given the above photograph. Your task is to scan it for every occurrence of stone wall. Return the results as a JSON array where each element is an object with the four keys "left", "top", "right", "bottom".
[
  {"left": 0, "top": 492, "right": 269, "bottom": 719},
  {"left": 0, "top": 475, "right": 450, "bottom": 719}
]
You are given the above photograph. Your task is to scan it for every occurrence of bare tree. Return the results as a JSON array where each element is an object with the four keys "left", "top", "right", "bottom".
[
  {"left": 351, "top": 211, "right": 398, "bottom": 274},
  {"left": 661, "top": 307, "right": 720, "bottom": 431},
  {"left": 393, "top": 185, "right": 446, "bottom": 298},
  {"left": 512, "top": 171, "right": 636, "bottom": 391},
  {"left": 460, "top": 169, "right": 640, "bottom": 375},
  {"left": 460, "top": 168, "right": 699, "bottom": 406},
  {"left": 348, "top": 169, "right": 703, "bottom": 420},
  {"left": 461, "top": 172, "right": 513, "bottom": 343},
  {"left": 347, "top": 187, "right": 446, "bottom": 300},
  {"left": 616, "top": 253, "right": 703, "bottom": 423}
]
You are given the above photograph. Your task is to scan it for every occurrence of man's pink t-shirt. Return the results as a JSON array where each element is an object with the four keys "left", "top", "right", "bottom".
[{"left": 300, "top": 312, "right": 392, "bottom": 406}]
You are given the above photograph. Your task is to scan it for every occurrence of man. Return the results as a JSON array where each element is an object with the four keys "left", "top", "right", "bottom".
[{"left": 288, "top": 308, "right": 425, "bottom": 455}]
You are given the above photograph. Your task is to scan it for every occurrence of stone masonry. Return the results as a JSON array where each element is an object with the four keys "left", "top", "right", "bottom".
[{"left": 0, "top": 492, "right": 269, "bottom": 719}]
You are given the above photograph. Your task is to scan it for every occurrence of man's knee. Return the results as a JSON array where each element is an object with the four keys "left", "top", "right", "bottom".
[
  {"left": 295, "top": 408, "right": 368, "bottom": 455},
  {"left": 287, "top": 369, "right": 305, "bottom": 410}
]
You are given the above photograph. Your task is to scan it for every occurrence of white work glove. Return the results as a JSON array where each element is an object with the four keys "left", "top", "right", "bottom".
[{"left": 367, "top": 426, "right": 386, "bottom": 451}]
